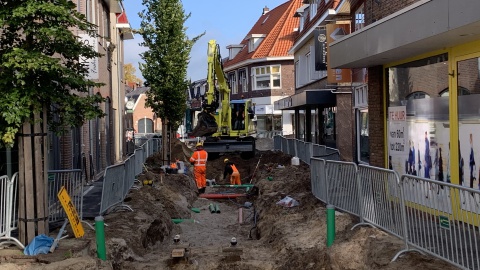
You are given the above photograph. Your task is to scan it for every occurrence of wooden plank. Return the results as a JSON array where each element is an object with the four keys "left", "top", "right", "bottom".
[
  {"left": 18, "top": 126, "right": 26, "bottom": 245},
  {"left": 34, "top": 112, "right": 46, "bottom": 235},
  {"left": 23, "top": 122, "right": 36, "bottom": 244}
]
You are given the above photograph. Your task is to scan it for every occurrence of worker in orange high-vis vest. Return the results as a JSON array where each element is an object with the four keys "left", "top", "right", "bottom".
[
  {"left": 190, "top": 142, "right": 208, "bottom": 194},
  {"left": 223, "top": 158, "right": 241, "bottom": 185}
]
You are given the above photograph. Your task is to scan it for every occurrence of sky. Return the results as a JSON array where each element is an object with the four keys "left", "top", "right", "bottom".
[{"left": 122, "top": 0, "right": 287, "bottom": 83}]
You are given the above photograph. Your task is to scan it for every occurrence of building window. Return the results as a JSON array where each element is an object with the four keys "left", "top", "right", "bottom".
[
  {"left": 252, "top": 65, "right": 281, "bottom": 90},
  {"left": 310, "top": 0, "right": 318, "bottom": 18},
  {"left": 228, "top": 72, "right": 238, "bottom": 94},
  {"left": 354, "top": 3, "right": 365, "bottom": 32},
  {"left": 354, "top": 84, "right": 368, "bottom": 108},
  {"left": 295, "top": 61, "right": 300, "bottom": 87},
  {"left": 239, "top": 69, "right": 247, "bottom": 93},
  {"left": 305, "top": 52, "right": 311, "bottom": 82},
  {"left": 386, "top": 53, "right": 449, "bottom": 178},
  {"left": 357, "top": 109, "right": 369, "bottom": 163}
]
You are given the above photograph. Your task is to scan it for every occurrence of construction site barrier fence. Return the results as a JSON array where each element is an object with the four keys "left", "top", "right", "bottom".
[
  {"left": 0, "top": 173, "right": 23, "bottom": 249},
  {"left": 275, "top": 135, "right": 480, "bottom": 269},
  {"left": 100, "top": 137, "right": 161, "bottom": 215},
  {"left": 274, "top": 136, "right": 340, "bottom": 164},
  {"left": 47, "top": 169, "right": 84, "bottom": 225}
]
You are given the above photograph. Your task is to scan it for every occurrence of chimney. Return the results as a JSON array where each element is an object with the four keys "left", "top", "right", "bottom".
[{"left": 262, "top": 6, "right": 269, "bottom": 15}]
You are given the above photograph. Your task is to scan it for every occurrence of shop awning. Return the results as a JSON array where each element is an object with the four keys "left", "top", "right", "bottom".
[{"left": 274, "top": 89, "right": 336, "bottom": 110}]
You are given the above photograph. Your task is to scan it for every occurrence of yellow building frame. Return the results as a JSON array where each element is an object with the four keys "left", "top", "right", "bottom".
[{"left": 382, "top": 40, "right": 480, "bottom": 225}]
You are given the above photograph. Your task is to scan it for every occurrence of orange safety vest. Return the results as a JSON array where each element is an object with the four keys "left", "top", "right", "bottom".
[
  {"left": 170, "top": 162, "right": 177, "bottom": 169},
  {"left": 190, "top": 150, "right": 208, "bottom": 167},
  {"left": 231, "top": 164, "right": 239, "bottom": 173}
]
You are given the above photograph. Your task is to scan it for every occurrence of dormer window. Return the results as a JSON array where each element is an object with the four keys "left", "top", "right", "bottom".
[
  {"left": 309, "top": 0, "right": 319, "bottom": 18},
  {"left": 247, "top": 34, "right": 266, "bottom": 53},
  {"left": 227, "top": 44, "right": 243, "bottom": 60},
  {"left": 294, "top": 4, "right": 309, "bottom": 32}
]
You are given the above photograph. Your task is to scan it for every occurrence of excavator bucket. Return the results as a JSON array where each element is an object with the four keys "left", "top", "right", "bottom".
[{"left": 191, "top": 112, "right": 218, "bottom": 137}]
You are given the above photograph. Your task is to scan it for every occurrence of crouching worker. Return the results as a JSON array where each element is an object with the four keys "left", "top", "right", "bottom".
[
  {"left": 190, "top": 143, "right": 208, "bottom": 194},
  {"left": 223, "top": 158, "right": 241, "bottom": 185}
]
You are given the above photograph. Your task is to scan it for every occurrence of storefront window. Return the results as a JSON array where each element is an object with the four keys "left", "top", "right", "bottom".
[
  {"left": 457, "top": 57, "right": 480, "bottom": 197},
  {"left": 386, "top": 53, "right": 449, "bottom": 180}
]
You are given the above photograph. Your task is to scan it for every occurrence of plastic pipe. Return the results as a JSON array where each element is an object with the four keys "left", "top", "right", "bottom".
[
  {"left": 191, "top": 208, "right": 201, "bottom": 213},
  {"left": 95, "top": 216, "right": 107, "bottom": 261},
  {"left": 326, "top": 205, "right": 335, "bottom": 247},
  {"left": 200, "top": 193, "right": 246, "bottom": 199},
  {"left": 209, "top": 203, "right": 216, "bottom": 213},
  {"left": 215, "top": 204, "right": 220, "bottom": 213},
  {"left": 172, "top": 219, "right": 195, "bottom": 224},
  {"left": 212, "top": 184, "right": 254, "bottom": 188}
]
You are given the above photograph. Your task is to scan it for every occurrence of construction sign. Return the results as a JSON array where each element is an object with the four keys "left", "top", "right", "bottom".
[{"left": 58, "top": 186, "right": 85, "bottom": 238}]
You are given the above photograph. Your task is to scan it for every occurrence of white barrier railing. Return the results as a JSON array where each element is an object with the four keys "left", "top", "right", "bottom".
[{"left": 0, "top": 173, "right": 24, "bottom": 249}]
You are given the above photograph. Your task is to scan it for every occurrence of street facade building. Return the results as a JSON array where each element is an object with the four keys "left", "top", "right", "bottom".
[
  {"left": 329, "top": 0, "right": 480, "bottom": 191},
  {"left": 48, "top": 0, "right": 134, "bottom": 180},
  {"left": 222, "top": 2, "right": 300, "bottom": 136},
  {"left": 275, "top": 0, "right": 361, "bottom": 161},
  {"left": 125, "top": 86, "right": 163, "bottom": 136}
]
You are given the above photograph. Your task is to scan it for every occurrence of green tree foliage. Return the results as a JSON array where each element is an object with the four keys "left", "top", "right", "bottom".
[
  {"left": 0, "top": 0, "right": 105, "bottom": 147},
  {"left": 138, "top": 0, "right": 203, "bottom": 127}
]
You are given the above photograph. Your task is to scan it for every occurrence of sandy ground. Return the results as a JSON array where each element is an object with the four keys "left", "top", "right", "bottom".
[{"left": 0, "top": 138, "right": 459, "bottom": 270}]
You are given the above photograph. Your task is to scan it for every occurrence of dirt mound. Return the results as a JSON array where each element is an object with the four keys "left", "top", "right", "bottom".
[{"left": 2, "top": 143, "right": 460, "bottom": 270}]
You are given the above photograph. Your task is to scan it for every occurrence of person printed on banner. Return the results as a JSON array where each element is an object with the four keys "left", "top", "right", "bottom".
[
  {"left": 438, "top": 147, "right": 444, "bottom": 192},
  {"left": 469, "top": 133, "right": 477, "bottom": 189},
  {"left": 424, "top": 131, "right": 432, "bottom": 179}
]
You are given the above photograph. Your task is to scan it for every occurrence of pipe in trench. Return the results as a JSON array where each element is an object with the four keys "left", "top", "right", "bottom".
[{"left": 199, "top": 193, "right": 246, "bottom": 199}]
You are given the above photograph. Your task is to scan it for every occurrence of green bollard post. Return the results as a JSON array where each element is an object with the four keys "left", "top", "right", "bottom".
[
  {"left": 95, "top": 216, "right": 107, "bottom": 261},
  {"left": 326, "top": 205, "right": 335, "bottom": 247}
]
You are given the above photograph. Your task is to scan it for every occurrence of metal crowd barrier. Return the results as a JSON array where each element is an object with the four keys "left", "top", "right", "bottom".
[
  {"left": 99, "top": 138, "right": 156, "bottom": 216},
  {"left": 355, "top": 165, "right": 405, "bottom": 239},
  {"left": 258, "top": 135, "right": 480, "bottom": 268},
  {"left": 274, "top": 135, "right": 340, "bottom": 164},
  {"left": 310, "top": 158, "right": 328, "bottom": 203},
  {"left": 325, "top": 160, "right": 360, "bottom": 217},
  {"left": 99, "top": 163, "right": 129, "bottom": 215},
  {"left": 398, "top": 175, "right": 480, "bottom": 269},
  {"left": 0, "top": 173, "right": 23, "bottom": 249},
  {"left": 134, "top": 148, "right": 144, "bottom": 176},
  {"left": 47, "top": 170, "right": 83, "bottom": 224}
]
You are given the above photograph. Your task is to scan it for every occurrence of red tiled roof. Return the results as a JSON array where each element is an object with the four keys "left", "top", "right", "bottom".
[{"left": 223, "top": 0, "right": 302, "bottom": 68}]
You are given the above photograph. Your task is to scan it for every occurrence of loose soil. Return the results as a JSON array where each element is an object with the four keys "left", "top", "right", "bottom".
[{"left": 0, "top": 138, "right": 459, "bottom": 270}]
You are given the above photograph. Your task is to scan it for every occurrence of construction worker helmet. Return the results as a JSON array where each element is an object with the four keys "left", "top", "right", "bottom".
[
  {"left": 224, "top": 158, "right": 229, "bottom": 163},
  {"left": 196, "top": 142, "right": 203, "bottom": 147}
]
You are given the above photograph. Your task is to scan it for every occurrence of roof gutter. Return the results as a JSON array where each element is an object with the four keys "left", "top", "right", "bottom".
[{"left": 224, "top": 56, "right": 294, "bottom": 72}]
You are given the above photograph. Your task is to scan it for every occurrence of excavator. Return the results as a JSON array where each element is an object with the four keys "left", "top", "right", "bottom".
[{"left": 190, "top": 40, "right": 256, "bottom": 157}]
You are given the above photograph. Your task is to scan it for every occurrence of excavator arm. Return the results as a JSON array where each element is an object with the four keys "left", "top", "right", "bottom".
[{"left": 191, "top": 40, "right": 231, "bottom": 137}]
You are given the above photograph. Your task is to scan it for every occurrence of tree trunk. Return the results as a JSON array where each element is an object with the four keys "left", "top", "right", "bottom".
[
  {"left": 18, "top": 110, "right": 48, "bottom": 245},
  {"left": 161, "top": 119, "right": 168, "bottom": 166}
]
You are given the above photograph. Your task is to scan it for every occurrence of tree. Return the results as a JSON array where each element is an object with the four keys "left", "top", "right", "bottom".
[
  {"left": 0, "top": 0, "right": 105, "bottom": 147},
  {"left": 0, "top": 0, "right": 105, "bottom": 244},
  {"left": 139, "top": 0, "right": 203, "bottom": 130},
  {"left": 124, "top": 63, "right": 143, "bottom": 86}
]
